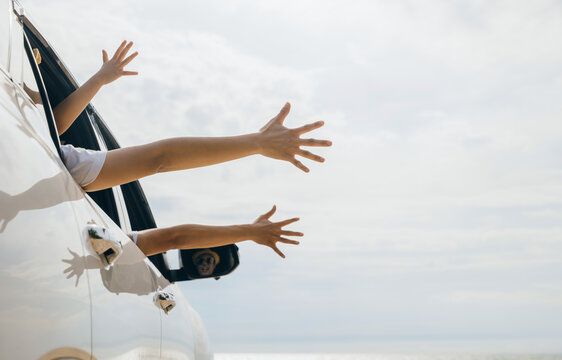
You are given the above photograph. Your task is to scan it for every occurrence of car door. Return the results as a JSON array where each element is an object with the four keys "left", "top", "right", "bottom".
[
  {"left": 161, "top": 283, "right": 213, "bottom": 360},
  {"left": 0, "top": 4, "right": 91, "bottom": 358},
  {"left": 68, "top": 191, "right": 166, "bottom": 359},
  {"left": 9, "top": 3, "right": 166, "bottom": 357},
  {"left": 31, "top": 43, "right": 166, "bottom": 358},
  {"left": 15, "top": 3, "right": 216, "bottom": 358}
]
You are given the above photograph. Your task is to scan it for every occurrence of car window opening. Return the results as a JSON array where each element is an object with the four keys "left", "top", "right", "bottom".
[
  {"left": 22, "top": 20, "right": 171, "bottom": 278},
  {"left": 23, "top": 25, "right": 120, "bottom": 227}
]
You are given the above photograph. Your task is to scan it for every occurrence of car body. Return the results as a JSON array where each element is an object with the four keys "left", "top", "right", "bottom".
[{"left": 0, "top": 0, "right": 212, "bottom": 358}]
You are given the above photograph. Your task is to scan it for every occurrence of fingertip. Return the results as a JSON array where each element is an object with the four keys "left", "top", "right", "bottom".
[{"left": 281, "top": 102, "right": 291, "bottom": 113}]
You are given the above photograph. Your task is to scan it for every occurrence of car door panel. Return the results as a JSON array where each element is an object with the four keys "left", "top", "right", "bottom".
[
  {"left": 0, "top": 73, "right": 91, "bottom": 360},
  {"left": 69, "top": 194, "right": 167, "bottom": 359}
]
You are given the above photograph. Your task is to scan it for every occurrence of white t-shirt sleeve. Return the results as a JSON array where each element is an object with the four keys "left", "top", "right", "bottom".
[{"left": 60, "top": 144, "right": 107, "bottom": 187}]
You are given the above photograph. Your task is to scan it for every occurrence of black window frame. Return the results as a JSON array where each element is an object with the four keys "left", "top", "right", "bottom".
[{"left": 18, "top": 13, "right": 172, "bottom": 279}]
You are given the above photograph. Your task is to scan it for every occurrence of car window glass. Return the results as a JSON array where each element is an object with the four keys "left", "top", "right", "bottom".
[
  {"left": 22, "top": 42, "right": 42, "bottom": 104},
  {"left": 14, "top": 31, "right": 53, "bottom": 147},
  {"left": 0, "top": 0, "right": 9, "bottom": 70},
  {"left": 21, "top": 43, "right": 50, "bottom": 133},
  {"left": 9, "top": 12, "right": 24, "bottom": 83}
]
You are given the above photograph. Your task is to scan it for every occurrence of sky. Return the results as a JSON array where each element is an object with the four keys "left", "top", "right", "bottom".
[{"left": 22, "top": 0, "right": 562, "bottom": 353}]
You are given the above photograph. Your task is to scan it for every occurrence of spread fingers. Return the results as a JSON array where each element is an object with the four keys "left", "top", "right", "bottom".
[
  {"left": 296, "top": 149, "right": 324, "bottom": 163},
  {"left": 280, "top": 230, "right": 303, "bottom": 237},
  {"left": 278, "top": 237, "right": 300, "bottom": 245},
  {"left": 120, "top": 51, "right": 138, "bottom": 67},
  {"left": 299, "top": 138, "right": 332, "bottom": 147},
  {"left": 272, "top": 245, "right": 285, "bottom": 258},
  {"left": 118, "top": 41, "right": 134, "bottom": 62},
  {"left": 277, "top": 217, "right": 300, "bottom": 227},
  {"left": 112, "top": 40, "right": 127, "bottom": 60},
  {"left": 294, "top": 121, "right": 324, "bottom": 135},
  {"left": 290, "top": 157, "right": 310, "bottom": 173}
]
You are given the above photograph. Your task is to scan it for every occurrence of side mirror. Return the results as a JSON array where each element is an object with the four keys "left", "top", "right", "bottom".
[
  {"left": 168, "top": 244, "right": 240, "bottom": 282},
  {"left": 85, "top": 222, "right": 123, "bottom": 268}
]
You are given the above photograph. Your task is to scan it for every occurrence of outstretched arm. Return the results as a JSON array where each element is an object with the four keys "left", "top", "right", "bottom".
[
  {"left": 135, "top": 205, "right": 301, "bottom": 257},
  {"left": 84, "top": 102, "right": 332, "bottom": 192},
  {"left": 53, "top": 40, "right": 138, "bottom": 135}
]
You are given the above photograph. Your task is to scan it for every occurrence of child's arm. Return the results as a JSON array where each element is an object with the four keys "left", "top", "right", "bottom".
[
  {"left": 134, "top": 205, "right": 301, "bottom": 257},
  {"left": 53, "top": 40, "right": 138, "bottom": 135}
]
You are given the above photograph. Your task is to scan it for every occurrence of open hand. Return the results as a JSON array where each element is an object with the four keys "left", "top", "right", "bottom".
[
  {"left": 258, "top": 102, "right": 332, "bottom": 172},
  {"left": 62, "top": 248, "right": 85, "bottom": 287},
  {"left": 96, "top": 40, "right": 138, "bottom": 85},
  {"left": 250, "top": 205, "right": 302, "bottom": 258}
]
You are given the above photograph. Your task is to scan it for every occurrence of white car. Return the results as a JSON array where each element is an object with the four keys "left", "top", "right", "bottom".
[{"left": 1, "top": 0, "right": 238, "bottom": 358}]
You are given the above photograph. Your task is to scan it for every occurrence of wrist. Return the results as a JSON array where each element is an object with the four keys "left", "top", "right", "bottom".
[
  {"left": 247, "top": 132, "right": 264, "bottom": 156},
  {"left": 238, "top": 224, "right": 255, "bottom": 240},
  {"left": 90, "top": 72, "right": 107, "bottom": 87}
]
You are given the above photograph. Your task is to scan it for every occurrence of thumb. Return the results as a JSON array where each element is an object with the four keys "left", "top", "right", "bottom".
[
  {"left": 262, "top": 205, "right": 276, "bottom": 220},
  {"left": 102, "top": 49, "right": 109, "bottom": 63},
  {"left": 276, "top": 102, "right": 291, "bottom": 124}
]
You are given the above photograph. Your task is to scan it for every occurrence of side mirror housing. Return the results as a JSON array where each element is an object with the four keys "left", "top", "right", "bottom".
[
  {"left": 168, "top": 244, "right": 240, "bottom": 282},
  {"left": 85, "top": 222, "right": 123, "bottom": 268}
]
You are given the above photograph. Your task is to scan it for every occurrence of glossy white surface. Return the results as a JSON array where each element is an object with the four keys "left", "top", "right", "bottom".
[
  {"left": 70, "top": 198, "right": 164, "bottom": 358},
  {"left": 0, "top": 0, "right": 9, "bottom": 69},
  {"left": 1, "top": 5, "right": 213, "bottom": 358},
  {"left": 0, "top": 64, "right": 91, "bottom": 360}
]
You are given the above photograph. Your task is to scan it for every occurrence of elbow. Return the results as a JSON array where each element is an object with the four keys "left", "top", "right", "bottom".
[
  {"left": 152, "top": 149, "right": 169, "bottom": 174},
  {"left": 140, "top": 142, "right": 169, "bottom": 174}
]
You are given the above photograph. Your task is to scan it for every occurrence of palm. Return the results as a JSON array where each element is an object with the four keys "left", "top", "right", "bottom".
[
  {"left": 98, "top": 40, "right": 138, "bottom": 85},
  {"left": 252, "top": 205, "right": 302, "bottom": 258},
  {"left": 259, "top": 103, "right": 332, "bottom": 173}
]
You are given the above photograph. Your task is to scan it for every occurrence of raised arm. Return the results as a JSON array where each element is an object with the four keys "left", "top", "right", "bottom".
[
  {"left": 53, "top": 40, "right": 138, "bottom": 135},
  {"left": 84, "top": 102, "right": 332, "bottom": 192},
  {"left": 135, "top": 205, "right": 301, "bottom": 257}
]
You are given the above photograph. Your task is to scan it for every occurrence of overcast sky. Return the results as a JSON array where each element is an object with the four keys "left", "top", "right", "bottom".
[{"left": 23, "top": 0, "right": 562, "bottom": 353}]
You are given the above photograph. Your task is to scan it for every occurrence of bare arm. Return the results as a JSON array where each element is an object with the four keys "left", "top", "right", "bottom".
[
  {"left": 135, "top": 205, "right": 301, "bottom": 257},
  {"left": 53, "top": 40, "right": 138, "bottom": 135},
  {"left": 84, "top": 103, "right": 332, "bottom": 192}
]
